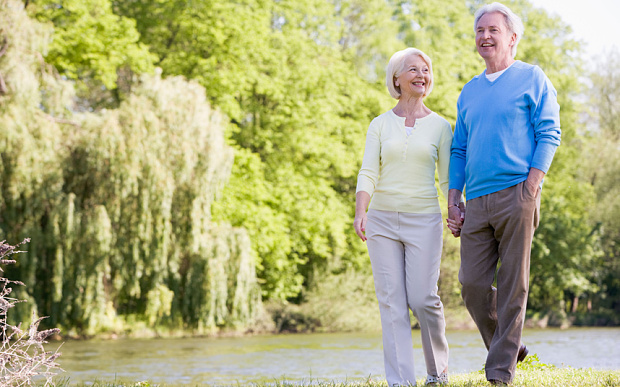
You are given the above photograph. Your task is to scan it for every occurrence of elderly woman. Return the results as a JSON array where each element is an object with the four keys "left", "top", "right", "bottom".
[{"left": 354, "top": 47, "right": 451, "bottom": 386}]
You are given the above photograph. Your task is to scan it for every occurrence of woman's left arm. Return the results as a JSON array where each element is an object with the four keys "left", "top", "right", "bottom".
[{"left": 437, "top": 122, "right": 453, "bottom": 201}]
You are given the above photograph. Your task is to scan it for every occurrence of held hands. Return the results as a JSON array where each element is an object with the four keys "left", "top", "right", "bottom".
[
  {"left": 354, "top": 213, "right": 368, "bottom": 242},
  {"left": 446, "top": 202, "right": 465, "bottom": 238}
]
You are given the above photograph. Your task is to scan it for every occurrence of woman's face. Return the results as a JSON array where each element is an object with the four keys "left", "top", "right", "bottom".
[
  {"left": 475, "top": 11, "right": 516, "bottom": 64},
  {"left": 395, "top": 54, "right": 430, "bottom": 99}
]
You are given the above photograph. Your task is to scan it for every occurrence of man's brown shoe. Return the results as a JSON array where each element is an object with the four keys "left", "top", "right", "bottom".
[{"left": 517, "top": 344, "right": 529, "bottom": 363}]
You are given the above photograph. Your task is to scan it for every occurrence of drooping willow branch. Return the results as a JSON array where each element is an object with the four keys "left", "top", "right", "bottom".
[{"left": 0, "top": 35, "right": 8, "bottom": 95}]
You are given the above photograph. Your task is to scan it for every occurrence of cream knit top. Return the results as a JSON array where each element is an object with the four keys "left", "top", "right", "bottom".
[{"left": 356, "top": 110, "right": 453, "bottom": 214}]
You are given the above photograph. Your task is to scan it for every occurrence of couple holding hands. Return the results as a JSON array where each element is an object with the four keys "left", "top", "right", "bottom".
[{"left": 353, "top": 2, "right": 561, "bottom": 386}]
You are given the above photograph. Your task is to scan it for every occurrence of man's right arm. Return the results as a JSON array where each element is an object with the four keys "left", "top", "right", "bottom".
[
  {"left": 449, "top": 105, "right": 467, "bottom": 194},
  {"left": 448, "top": 100, "right": 467, "bottom": 237}
]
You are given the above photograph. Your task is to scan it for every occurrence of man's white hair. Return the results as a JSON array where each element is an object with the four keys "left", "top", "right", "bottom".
[{"left": 474, "top": 2, "right": 524, "bottom": 58}]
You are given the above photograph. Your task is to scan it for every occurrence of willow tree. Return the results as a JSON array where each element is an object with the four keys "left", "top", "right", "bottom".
[{"left": 1, "top": 0, "right": 260, "bottom": 336}]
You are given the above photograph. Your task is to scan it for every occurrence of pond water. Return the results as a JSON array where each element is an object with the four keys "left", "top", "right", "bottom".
[{"left": 52, "top": 328, "right": 620, "bottom": 385}]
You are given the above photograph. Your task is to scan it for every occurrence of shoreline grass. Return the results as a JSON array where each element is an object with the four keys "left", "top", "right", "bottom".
[{"left": 50, "top": 368, "right": 620, "bottom": 387}]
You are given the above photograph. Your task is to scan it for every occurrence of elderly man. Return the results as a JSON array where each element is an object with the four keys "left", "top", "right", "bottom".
[{"left": 447, "top": 2, "right": 561, "bottom": 385}]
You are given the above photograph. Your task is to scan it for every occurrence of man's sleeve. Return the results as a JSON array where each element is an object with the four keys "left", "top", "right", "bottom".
[
  {"left": 449, "top": 98, "right": 467, "bottom": 192},
  {"left": 530, "top": 69, "right": 561, "bottom": 173}
]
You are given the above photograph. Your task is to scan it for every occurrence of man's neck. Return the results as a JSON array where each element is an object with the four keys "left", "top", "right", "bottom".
[{"left": 485, "top": 58, "right": 516, "bottom": 74}]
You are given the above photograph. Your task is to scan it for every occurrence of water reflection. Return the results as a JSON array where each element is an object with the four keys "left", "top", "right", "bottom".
[{"left": 52, "top": 328, "right": 620, "bottom": 385}]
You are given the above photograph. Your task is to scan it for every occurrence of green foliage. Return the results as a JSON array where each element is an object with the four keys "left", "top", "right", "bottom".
[
  {"left": 27, "top": 0, "right": 156, "bottom": 106},
  {"left": 114, "top": 0, "right": 392, "bottom": 300},
  {"left": 300, "top": 270, "right": 380, "bottom": 332},
  {"left": 479, "top": 353, "right": 555, "bottom": 375},
  {"left": 335, "top": 0, "right": 403, "bottom": 82},
  {"left": 106, "top": 0, "right": 611, "bottom": 318},
  {"left": 2, "top": 0, "right": 618, "bottom": 334},
  {"left": 1, "top": 1, "right": 260, "bottom": 336},
  {"left": 112, "top": 0, "right": 274, "bottom": 120},
  {"left": 517, "top": 353, "right": 557, "bottom": 371},
  {"left": 579, "top": 48, "right": 620, "bottom": 318},
  {"left": 392, "top": 0, "right": 482, "bottom": 122},
  {"left": 212, "top": 147, "right": 303, "bottom": 300},
  {"left": 529, "top": 176, "right": 602, "bottom": 314}
]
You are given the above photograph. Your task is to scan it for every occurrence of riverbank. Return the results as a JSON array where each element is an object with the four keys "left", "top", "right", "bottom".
[
  {"left": 45, "top": 276, "right": 619, "bottom": 341},
  {"left": 50, "top": 302, "right": 620, "bottom": 341},
  {"left": 53, "top": 368, "right": 620, "bottom": 386},
  {"left": 49, "top": 328, "right": 620, "bottom": 385},
  {"left": 265, "top": 301, "right": 620, "bottom": 336}
]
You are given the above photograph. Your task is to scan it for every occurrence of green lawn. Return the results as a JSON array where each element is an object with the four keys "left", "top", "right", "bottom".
[
  {"left": 54, "top": 368, "right": 620, "bottom": 387},
  {"left": 49, "top": 353, "right": 619, "bottom": 387}
]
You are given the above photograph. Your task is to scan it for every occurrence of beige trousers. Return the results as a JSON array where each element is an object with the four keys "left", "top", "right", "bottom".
[
  {"left": 459, "top": 181, "right": 541, "bottom": 384},
  {"left": 366, "top": 210, "right": 449, "bottom": 386}
]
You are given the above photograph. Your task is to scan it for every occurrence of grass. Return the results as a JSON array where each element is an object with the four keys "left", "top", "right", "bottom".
[{"left": 48, "top": 368, "right": 620, "bottom": 387}]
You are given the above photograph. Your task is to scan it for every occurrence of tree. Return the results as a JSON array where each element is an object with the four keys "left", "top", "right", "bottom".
[
  {"left": 579, "top": 48, "right": 620, "bottom": 321},
  {"left": 390, "top": 0, "right": 482, "bottom": 122},
  {"left": 114, "top": 0, "right": 392, "bottom": 300},
  {"left": 1, "top": 1, "right": 260, "bottom": 335},
  {"left": 26, "top": 0, "right": 156, "bottom": 107},
  {"left": 5, "top": 0, "right": 615, "bottom": 332}
]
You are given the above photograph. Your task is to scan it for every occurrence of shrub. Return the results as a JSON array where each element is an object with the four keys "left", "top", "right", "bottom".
[{"left": 0, "top": 238, "right": 63, "bottom": 386}]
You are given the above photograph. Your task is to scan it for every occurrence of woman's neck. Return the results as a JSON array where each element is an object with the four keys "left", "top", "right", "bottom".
[{"left": 392, "top": 97, "right": 431, "bottom": 121}]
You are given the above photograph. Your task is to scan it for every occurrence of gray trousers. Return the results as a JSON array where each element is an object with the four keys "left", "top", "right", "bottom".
[
  {"left": 366, "top": 210, "right": 449, "bottom": 386},
  {"left": 459, "top": 181, "right": 540, "bottom": 383}
]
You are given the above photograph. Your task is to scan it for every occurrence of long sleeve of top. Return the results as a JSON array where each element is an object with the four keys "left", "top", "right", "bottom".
[
  {"left": 356, "top": 110, "right": 453, "bottom": 214},
  {"left": 449, "top": 61, "right": 561, "bottom": 200}
]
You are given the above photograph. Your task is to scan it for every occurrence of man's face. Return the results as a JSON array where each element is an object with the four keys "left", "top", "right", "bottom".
[{"left": 475, "top": 12, "right": 516, "bottom": 63}]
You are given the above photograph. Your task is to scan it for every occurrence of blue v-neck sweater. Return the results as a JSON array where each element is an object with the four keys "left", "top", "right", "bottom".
[{"left": 449, "top": 61, "right": 561, "bottom": 200}]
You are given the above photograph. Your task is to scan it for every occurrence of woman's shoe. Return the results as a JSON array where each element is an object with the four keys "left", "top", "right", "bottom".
[{"left": 425, "top": 372, "right": 448, "bottom": 385}]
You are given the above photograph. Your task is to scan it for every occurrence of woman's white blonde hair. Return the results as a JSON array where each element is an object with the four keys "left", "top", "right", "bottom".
[
  {"left": 474, "top": 2, "right": 524, "bottom": 58},
  {"left": 385, "top": 48, "right": 434, "bottom": 99}
]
